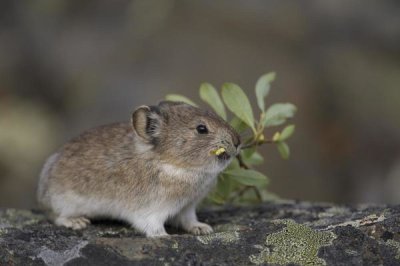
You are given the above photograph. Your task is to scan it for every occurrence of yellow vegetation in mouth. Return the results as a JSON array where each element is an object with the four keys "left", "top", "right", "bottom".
[{"left": 212, "top": 147, "right": 226, "bottom": 156}]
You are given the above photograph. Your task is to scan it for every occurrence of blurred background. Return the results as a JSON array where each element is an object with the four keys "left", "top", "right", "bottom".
[{"left": 1, "top": 0, "right": 400, "bottom": 208}]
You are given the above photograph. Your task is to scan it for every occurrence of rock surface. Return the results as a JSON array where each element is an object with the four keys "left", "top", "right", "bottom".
[{"left": 1, "top": 201, "right": 400, "bottom": 266}]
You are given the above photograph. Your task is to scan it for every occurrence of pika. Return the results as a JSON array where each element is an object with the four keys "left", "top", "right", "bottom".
[{"left": 37, "top": 101, "right": 241, "bottom": 237}]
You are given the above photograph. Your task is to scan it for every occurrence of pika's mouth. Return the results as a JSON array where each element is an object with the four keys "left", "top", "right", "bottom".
[
  {"left": 217, "top": 151, "right": 230, "bottom": 161},
  {"left": 211, "top": 147, "right": 231, "bottom": 161}
]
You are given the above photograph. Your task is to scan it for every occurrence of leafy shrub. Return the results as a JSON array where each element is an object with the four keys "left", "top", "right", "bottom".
[{"left": 166, "top": 72, "right": 296, "bottom": 204}]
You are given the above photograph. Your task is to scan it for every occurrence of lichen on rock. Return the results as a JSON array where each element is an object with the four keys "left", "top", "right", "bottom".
[
  {"left": 386, "top": 239, "right": 400, "bottom": 260},
  {"left": 197, "top": 231, "right": 240, "bottom": 245},
  {"left": 37, "top": 240, "right": 89, "bottom": 266},
  {"left": 1, "top": 202, "right": 399, "bottom": 265},
  {"left": 0, "top": 209, "right": 42, "bottom": 229},
  {"left": 249, "top": 219, "right": 335, "bottom": 265}
]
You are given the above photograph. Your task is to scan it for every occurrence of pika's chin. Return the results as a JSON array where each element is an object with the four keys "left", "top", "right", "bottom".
[{"left": 212, "top": 156, "right": 234, "bottom": 173}]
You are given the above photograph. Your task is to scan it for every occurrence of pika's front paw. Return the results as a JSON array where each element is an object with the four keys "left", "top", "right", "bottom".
[
  {"left": 187, "top": 222, "right": 213, "bottom": 235},
  {"left": 55, "top": 217, "right": 90, "bottom": 230}
]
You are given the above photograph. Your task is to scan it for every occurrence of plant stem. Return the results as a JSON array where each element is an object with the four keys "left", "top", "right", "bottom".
[
  {"left": 241, "top": 139, "right": 273, "bottom": 149},
  {"left": 228, "top": 186, "right": 263, "bottom": 203},
  {"left": 228, "top": 186, "right": 250, "bottom": 203},
  {"left": 252, "top": 187, "right": 263, "bottom": 202},
  {"left": 236, "top": 153, "right": 263, "bottom": 203},
  {"left": 237, "top": 154, "right": 250, "bottom": 169}
]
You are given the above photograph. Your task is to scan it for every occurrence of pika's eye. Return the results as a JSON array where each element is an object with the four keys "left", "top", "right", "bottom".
[{"left": 196, "top": 124, "right": 208, "bottom": 134}]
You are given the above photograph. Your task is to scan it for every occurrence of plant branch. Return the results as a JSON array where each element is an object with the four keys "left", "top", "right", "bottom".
[
  {"left": 237, "top": 154, "right": 250, "bottom": 169},
  {"left": 228, "top": 185, "right": 263, "bottom": 203},
  {"left": 228, "top": 186, "right": 250, "bottom": 203},
  {"left": 241, "top": 139, "right": 273, "bottom": 149}
]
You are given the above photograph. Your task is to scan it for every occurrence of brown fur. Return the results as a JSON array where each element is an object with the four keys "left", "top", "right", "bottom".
[{"left": 37, "top": 101, "right": 240, "bottom": 236}]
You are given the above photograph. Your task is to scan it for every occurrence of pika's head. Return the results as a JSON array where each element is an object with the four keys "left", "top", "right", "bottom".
[{"left": 131, "top": 101, "right": 241, "bottom": 172}]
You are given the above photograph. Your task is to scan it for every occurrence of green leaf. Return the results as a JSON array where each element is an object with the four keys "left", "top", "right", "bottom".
[
  {"left": 241, "top": 146, "right": 256, "bottom": 158},
  {"left": 199, "top": 83, "right": 227, "bottom": 120},
  {"left": 241, "top": 148, "right": 264, "bottom": 166},
  {"left": 224, "top": 169, "right": 268, "bottom": 187},
  {"left": 221, "top": 83, "right": 256, "bottom": 132},
  {"left": 255, "top": 72, "right": 276, "bottom": 112},
  {"left": 277, "top": 141, "right": 290, "bottom": 159},
  {"left": 244, "top": 151, "right": 264, "bottom": 166},
  {"left": 207, "top": 193, "right": 225, "bottom": 205},
  {"left": 262, "top": 103, "right": 297, "bottom": 127},
  {"left": 259, "top": 190, "right": 280, "bottom": 202},
  {"left": 226, "top": 157, "right": 240, "bottom": 170},
  {"left": 230, "top": 117, "right": 249, "bottom": 133},
  {"left": 217, "top": 174, "right": 234, "bottom": 198},
  {"left": 165, "top": 94, "right": 198, "bottom": 107},
  {"left": 236, "top": 189, "right": 260, "bottom": 204},
  {"left": 280, "top": 124, "right": 295, "bottom": 141}
]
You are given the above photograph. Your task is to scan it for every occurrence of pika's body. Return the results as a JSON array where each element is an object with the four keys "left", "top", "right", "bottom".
[{"left": 37, "top": 101, "right": 240, "bottom": 237}]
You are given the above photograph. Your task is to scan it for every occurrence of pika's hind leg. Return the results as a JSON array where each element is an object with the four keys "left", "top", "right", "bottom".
[
  {"left": 126, "top": 210, "right": 169, "bottom": 237},
  {"left": 129, "top": 216, "right": 168, "bottom": 237},
  {"left": 50, "top": 192, "right": 92, "bottom": 230},
  {"left": 55, "top": 216, "right": 91, "bottom": 230}
]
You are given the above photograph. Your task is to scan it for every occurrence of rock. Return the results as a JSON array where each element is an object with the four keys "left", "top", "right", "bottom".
[{"left": 1, "top": 201, "right": 399, "bottom": 265}]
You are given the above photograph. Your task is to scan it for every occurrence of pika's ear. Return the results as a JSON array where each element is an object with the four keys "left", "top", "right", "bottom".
[{"left": 131, "top": 105, "right": 162, "bottom": 141}]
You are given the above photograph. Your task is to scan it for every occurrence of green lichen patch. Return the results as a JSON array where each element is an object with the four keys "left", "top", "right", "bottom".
[
  {"left": 249, "top": 220, "right": 335, "bottom": 265},
  {"left": 197, "top": 231, "right": 240, "bottom": 245},
  {"left": 386, "top": 240, "right": 400, "bottom": 260}
]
